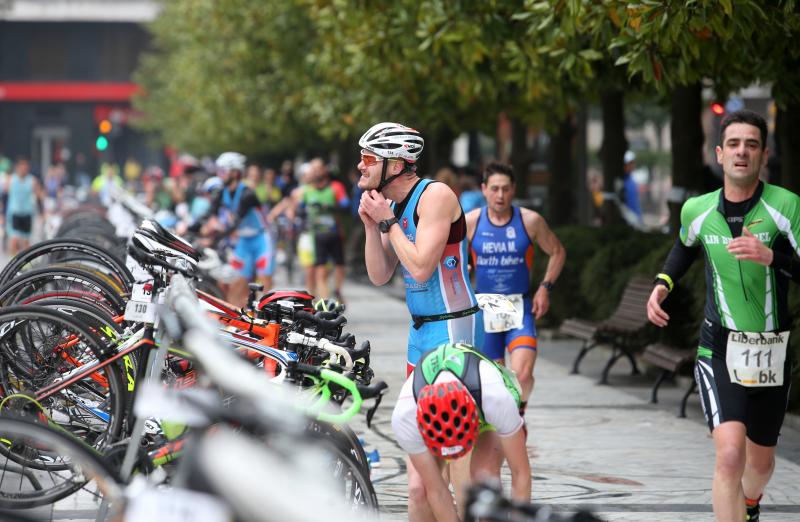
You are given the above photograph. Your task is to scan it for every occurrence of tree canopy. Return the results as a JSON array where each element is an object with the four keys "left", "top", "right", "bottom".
[{"left": 134, "top": 1, "right": 800, "bottom": 162}]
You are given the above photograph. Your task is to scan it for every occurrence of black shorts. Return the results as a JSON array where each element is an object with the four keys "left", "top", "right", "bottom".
[
  {"left": 694, "top": 320, "right": 792, "bottom": 447},
  {"left": 313, "top": 232, "right": 344, "bottom": 266}
]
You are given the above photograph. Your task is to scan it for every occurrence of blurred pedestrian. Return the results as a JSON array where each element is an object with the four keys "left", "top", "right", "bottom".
[
  {"left": 458, "top": 167, "right": 485, "bottom": 213},
  {"left": 6, "top": 157, "right": 44, "bottom": 256},
  {"left": 622, "top": 151, "right": 643, "bottom": 224}
]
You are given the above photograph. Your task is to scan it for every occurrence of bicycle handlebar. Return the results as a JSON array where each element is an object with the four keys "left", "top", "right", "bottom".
[
  {"left": 291, "top": 362, "right": 387, "bottom": 424},
  {"left": 293, "top": 310, "right": 347, "bottom": 333}
]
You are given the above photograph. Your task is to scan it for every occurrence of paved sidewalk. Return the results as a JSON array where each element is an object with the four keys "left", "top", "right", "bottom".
[{"left": 340, "top": 280, "right": 800, "bottom": 521}]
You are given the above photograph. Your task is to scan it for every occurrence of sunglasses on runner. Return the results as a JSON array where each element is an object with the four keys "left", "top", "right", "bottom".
[{"left": 360, "top": 150, "right": 384, "bottom": 167}]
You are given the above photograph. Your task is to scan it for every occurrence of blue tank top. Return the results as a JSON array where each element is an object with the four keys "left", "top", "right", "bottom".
[
  {"left": 7, "top": 174, "right": 35, "bottom": 216},
  {"left": 392, "top": 179, "right": 477, "bottom": 316},
  {"left": 222, "top": 182, "right": 264, "bottom": 237},
  {"left": 471, "top": 206, "right": 534, "bottom": 295}
]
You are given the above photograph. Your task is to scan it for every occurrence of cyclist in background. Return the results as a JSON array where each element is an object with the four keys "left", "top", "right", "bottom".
[
  {"left": 269, "top": 162, "right": 317, "bottom": 295},
  {"left": 206, "top": 152, "right": 275, "bottom": 304},
  {"left": 302, "top": 158, "right": 350, "bottom": 302}
]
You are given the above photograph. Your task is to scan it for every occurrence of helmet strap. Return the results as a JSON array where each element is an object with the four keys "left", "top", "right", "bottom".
[{"left": 376, "top": 160, "right": 414, "bottom": 192}]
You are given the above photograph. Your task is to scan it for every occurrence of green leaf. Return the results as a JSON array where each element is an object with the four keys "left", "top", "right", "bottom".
[
  {"left": 579, "top": 49, "right": 604, "bottom": 60},
  {"left": 511, "top": 12, "right": 534, "bottom": 21},
  {"left": 614, "top": 54, "right": 633, "bottom": 66},
  {"left": 719, "top": 0, "right": 733, "bottom": 17}
]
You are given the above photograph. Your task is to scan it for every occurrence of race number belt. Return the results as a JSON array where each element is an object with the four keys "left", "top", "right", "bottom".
[
  {"left": 477, "top": 293, "right": 524, "bottom": 333},
  {"left": 412, "top": 305, "right": 480, "bottom": 330},
  {"left": 726, "top": 330, "right": 789, "bottom": 387}
]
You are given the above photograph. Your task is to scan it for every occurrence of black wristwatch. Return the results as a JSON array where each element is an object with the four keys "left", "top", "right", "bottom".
[
  {"left": 378, "top": 217, "right": 399, "bottom": 233},
  {"left": 540, "top": 281, "right": 554, "bottom": 292}
]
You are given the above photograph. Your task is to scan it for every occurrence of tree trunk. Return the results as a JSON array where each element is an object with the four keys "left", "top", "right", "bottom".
[
  {"left": 777, "top": 100, "right": 800, "bottom": 195},
  {"left": 548, "top": 114, "right": 575, "bottom": 226},
  {"left": 574, "top": 105, "right": 590, "bottom": 225},
  {"left": 510, "top": 116, "right": 529, "bottom": 199},
  {"left": 335, "top": 138, "right": 359, "bottom": 181},
  {"left": 599, "top": 88, "right": 627, "bottom": 225},
  {"left": 669, "top": 83, "right": 705, "bottom": 231},
  {"left": 422, "top": 127, "right": 455, "bottom": 176}
]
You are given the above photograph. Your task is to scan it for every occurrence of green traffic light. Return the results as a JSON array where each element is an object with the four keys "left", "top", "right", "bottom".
[{"left": 96, "top": 136, "right": 109, "bottom": 151}]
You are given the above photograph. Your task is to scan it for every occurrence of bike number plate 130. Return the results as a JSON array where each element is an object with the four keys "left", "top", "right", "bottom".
[
  {"left": 726, "top": 330, "right": 789, "bottom": 387},
  {"left": 124, "top": 300, "right": 156, "bottom": 324}
]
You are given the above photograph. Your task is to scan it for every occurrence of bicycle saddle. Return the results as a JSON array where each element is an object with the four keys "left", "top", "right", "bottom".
[
  {"left": 129, "top": 232, "right": 198, "bottom": 275},
  {"left": 139, "top": 219, "right": 201, "bottom": 262}
]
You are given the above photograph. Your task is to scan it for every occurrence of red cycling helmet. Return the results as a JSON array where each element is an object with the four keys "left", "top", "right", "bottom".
[{"left": 416, "top": 380, "right": 478, "bottom": 460}]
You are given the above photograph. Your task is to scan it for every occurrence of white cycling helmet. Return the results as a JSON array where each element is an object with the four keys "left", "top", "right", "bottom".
[
  {"left": 215, "top": 151, "right": 246, "bottom": 172},
  {"left": 359, "top": 122, "right": 424, "bottom": 162}
]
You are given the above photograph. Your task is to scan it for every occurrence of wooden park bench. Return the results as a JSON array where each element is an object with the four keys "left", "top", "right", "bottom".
[
  {"left": 559, "top": 275, "right": 654, "bottom": 384},
  {"left": 642, "top": 343, "right": 698, "bottom": 418}
]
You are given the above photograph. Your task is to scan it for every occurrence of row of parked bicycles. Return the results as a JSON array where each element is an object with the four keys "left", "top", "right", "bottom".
[
  {"left": 0, "top": 211, "right": 388, "bottom": 521},
  {"left": 0, "top": 195, "right": 603, "bottom": 521}
]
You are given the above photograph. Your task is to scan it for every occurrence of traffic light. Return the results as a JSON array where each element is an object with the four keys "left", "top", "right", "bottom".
[
  {"left": 95, "top": 119, "right": 112, "bottom": 152},
  {"left": 711, "top": 102, "right": 725, "bottom": 116},
  {"left": 95, "top": 135, "right": 109, "bottom": 151}
]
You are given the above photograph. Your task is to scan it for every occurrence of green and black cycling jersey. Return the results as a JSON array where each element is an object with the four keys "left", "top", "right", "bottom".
[
  {"left": 412, "top": 342, "right": 521, "bottom": 425},
  {"left": 660, "top": 181, "right": 800, "bottom": 339}
]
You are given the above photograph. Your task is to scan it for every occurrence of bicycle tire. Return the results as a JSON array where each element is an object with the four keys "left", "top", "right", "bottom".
[
  {"left": 308, "top": 420, "right": 371, "bottom": 476},
  {"left": 0, "top": 238, "right": 133, "bottom": 292},
  {"left": 327, "top": 442, "right": 379, "bottom": 510},
  {"left": 0, "top": 306, "right": 126, "bottom": 449},
  {"left": 0, "top": 415, "right": 125, "bottom": 511},
  {"left": 20, "top": 297, "right": 137, "bottom": 399},
  {"left": 0, "top": 267, "right": 127, "bottom": 316}
]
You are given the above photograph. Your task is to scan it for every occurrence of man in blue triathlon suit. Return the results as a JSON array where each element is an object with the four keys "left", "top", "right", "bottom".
[
  {"left": 209, "top": 152, "right": 275, "bottom": 305},
  {"left": 357, "top": 122, "right": 484, "bottom": 519},
  {"left": 647, "top": 110, "right": 800, "bottom": 522},
  {"left": 466, "top": 162, "right": 565, "bottom": 416}
]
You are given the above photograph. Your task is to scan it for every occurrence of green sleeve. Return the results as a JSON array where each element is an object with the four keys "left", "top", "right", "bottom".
[{"left": 678, "top": 199, "right": 697, "bottom": 247}]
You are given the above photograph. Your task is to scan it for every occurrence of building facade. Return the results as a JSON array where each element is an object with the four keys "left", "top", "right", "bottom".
[{"left": 0, "top": 0, "right": 160, "bottom": 178}]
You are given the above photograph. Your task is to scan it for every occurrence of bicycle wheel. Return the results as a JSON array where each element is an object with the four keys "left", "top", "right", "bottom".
[
  {"left": 327, "top": 443, "right": 379, "bottom": 510},
  {"left": 0, "top": 238, "right": 133, "bottom": 292},
  {"left": 0, "top": 415, "right": 125, "bottom": 510},
  {"left": 19, "top": 297, "right": 137, "bottom": 399},
  {"left": 0, "top": 267, "right": 127, "bottom": 316},
  {"left": 308, "top": 420, "right": 371, "bottom": 476},
  {"left": 0, "top": 306, "right": 126, "bottom": 449}
]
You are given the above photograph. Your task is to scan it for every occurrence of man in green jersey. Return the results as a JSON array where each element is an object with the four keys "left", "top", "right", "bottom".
[{"left": 647, "top": 110, "right": 800, "bottom": 522}]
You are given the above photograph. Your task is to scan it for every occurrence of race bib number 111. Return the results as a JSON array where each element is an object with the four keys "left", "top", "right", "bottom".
[{"left": 726, "top": 331, "right": 788, "bottom": 387}]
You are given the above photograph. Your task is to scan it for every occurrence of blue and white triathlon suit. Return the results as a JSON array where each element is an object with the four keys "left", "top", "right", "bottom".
[{"left": 393, "top": 179, "right": 484, "bottom": 375}]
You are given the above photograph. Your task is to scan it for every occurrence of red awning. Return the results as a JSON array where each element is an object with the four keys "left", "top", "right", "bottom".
[{"left": 0, "top": 82, "right": 139, "bottom": 102}]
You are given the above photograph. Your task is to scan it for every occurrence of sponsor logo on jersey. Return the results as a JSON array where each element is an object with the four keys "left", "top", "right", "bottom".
[
  {"left": 403, "top": 217, "right": 408, "bottom": 229},
  {"left": 506, "top": 226, "right": 516, "bottom": 239},
  {"left": 444, "top": 256, "right": 459, "bottom": 269}
]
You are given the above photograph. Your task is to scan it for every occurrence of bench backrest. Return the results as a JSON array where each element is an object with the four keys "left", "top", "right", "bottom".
[{"left": 604, "top": 275, "right": 652, "bottom": 329}]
